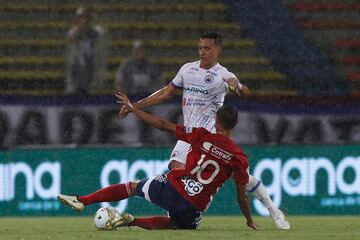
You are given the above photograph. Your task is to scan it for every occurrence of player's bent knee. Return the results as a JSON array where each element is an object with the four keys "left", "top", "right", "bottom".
[
  {"left": 168, "top": 160, "right": 185, "bottom": 170},
  {"left": 129, "top": 181, "right": 138, "bottom": 195}
]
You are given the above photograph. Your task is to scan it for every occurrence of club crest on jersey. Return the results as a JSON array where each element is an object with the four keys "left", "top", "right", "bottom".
[{"left": 204, "top": 75, "right": 214, "bottom": 84}]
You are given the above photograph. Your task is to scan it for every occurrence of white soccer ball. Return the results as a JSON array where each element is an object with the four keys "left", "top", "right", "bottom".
[{"left": 94, "top": 207, "right": 120, "bottom": 230}]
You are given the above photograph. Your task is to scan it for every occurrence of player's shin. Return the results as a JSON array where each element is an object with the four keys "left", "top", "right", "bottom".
[{"left": 78, "top": 182, "right": 133, "bottom": 205}]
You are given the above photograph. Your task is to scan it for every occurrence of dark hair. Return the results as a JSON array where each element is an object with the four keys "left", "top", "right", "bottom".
[
  {"left": 200, "top": 32, "right": 222, "bottom": 47},
  {"left": 216, "top": 105, "right": 238, "bottom": 130}
]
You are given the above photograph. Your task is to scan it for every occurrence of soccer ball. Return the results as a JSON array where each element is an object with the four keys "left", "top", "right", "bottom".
[{"left": 94, "top": 207, "right": 120, "bottom": 230}]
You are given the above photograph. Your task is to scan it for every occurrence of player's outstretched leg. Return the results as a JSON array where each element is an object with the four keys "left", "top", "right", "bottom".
[
  {"left": 247, "top": 175, "right": 290, "bottom": 230},
  {"left": 57, "top": 194, "right": 85, "bottom": 213},
  {"left": 58, "top": 182, "right": 134, "bottom": 213}
]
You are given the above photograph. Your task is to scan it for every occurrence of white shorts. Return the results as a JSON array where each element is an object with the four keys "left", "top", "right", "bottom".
[{"left": 169, "top": 140, "right": 191, "bottom": 165}]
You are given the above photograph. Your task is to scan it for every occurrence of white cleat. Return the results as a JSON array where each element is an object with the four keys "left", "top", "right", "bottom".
[
  {"left": 57, "top": 194, "right": 85, "bottom": 213},
  {"left": 271, "top": 209, "right": 290, "bottom": 230},
  {"left": 105, "top": 212, "right": 135, "bottom": 230}
]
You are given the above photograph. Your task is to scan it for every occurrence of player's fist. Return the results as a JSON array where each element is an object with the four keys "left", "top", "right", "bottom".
[{"left": 223, "top": 77, "right": 242, "bottom": 92}]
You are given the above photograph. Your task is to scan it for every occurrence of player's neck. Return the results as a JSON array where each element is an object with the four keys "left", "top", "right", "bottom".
[
  {"left": 199, "top": 61, "right": 218, "bottom": 69},
  {"left": 217, "top": 129, "right": 232, "bottom": 139}
]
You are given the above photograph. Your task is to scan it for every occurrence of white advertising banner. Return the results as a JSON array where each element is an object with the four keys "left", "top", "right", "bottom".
[{"left": 0, "top": 103, "right": 359, "bottom": 147}]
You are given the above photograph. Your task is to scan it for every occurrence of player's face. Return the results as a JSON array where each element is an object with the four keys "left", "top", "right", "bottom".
[
  {"left": 132, "top": 47, "right": 145, "bottom": 61},
  {"left": 198, "top": 38, "right": 221, "bottom": 69}
]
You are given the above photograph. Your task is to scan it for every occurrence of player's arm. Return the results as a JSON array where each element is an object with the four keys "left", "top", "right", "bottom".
[
  {"left": 236, "top": 182, "right": 260, "bottom": 230},
  {"left": 116, "top": 92, "right": 177, "bottom": 134},
  {"left": 118, "top": 84, "right": 180, "bottom": 118},
  {"left": 236, "top": 83, "right": 251, "bottom": 97},
  {"left": 224, "top": 77, "right": 251, "bottom": 97},
  {"left": 134, "top": 83, "right": 180, "bottom": 109}
]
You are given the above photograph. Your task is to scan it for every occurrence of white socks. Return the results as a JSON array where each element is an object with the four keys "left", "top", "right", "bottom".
[
  {"left": 247, "top": 175, "right": 275, "bottom": 211},
  {"left": 247, "top": 175, "right": 290, "bottom": 229}
]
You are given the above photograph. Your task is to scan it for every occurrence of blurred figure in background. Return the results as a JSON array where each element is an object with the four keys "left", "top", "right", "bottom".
[
  {"left": 115, "top": 40, "right": 162, "bottom": 95},
  {"left": 115, "top": 40, "right": 162, "bottom": 145},
  {"left": 65, "top": 7, "right": 109, "bottom": 95}
]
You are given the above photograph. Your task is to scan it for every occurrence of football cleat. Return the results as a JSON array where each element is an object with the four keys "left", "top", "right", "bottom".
[
  {"left": 57, "top": 194, "right": 85, "bottom": 213},
  {"left": 105, "top": 212, "right": 135, "bottom": 230},
  {"left": 271, "top": 209, "right": 290, "bottom": 230}
]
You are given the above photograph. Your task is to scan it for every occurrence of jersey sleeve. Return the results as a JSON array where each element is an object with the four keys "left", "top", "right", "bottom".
[
  {"left": 232, "top": 155, "right": 250, "bottom": 185},
  {"left": 171, "top": 63, "right": 188, "bottom": 89},
  {"left": 233, "top": 167, "right": 249, "bottom": 186},
  {"left": 176, "top": 125, "right": 208, "bottom": 144},
  {"left": 225, "top": 71, "right": 237, "bottom": 79}
]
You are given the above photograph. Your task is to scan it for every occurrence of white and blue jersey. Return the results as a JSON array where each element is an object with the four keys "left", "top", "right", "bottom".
[
  {"left": 169, "top": 61, "right": 236, "bottom": 165},
  {"left": 171, "top": 60, "right": 235, "bottom": 133}
]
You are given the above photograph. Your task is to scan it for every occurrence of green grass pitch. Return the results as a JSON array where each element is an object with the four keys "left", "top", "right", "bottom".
[{"left": 1, "top": 216, "right": 359, "bottom": 240}]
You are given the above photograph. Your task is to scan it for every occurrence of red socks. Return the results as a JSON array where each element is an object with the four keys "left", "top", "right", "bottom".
[
  {"left": 78, "top": 183, "right": 132, "bottom": 206},
  {"left": 131, "top": 216, "right": 174, "bottom": 230}
]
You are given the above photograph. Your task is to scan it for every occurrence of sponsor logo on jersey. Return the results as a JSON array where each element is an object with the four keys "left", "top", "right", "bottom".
[
  {"left": 184, "top": 86, "right": 209, "bottom": 94},
  {"left": 182, "top": 97, "right": 187, "bottom": 106},
  {"left": 202, "top": 142, "right": 232, "bottom": 161},
  {"left": 154, "top": 174, "right": 168, "bottom": 183},
  {"left": 189, "top": 67, "right": 199, "bottom": 72},
  {"left": 204, "top": 75, "right": 214, "bottom": 84},
  {"left": 181, "top": 177, "right": 204, "bottom": 196},
  {"left": 185, "top": 98, "right": 207, "bottom": 106}
]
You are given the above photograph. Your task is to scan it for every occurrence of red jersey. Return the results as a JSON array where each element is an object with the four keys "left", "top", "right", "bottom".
[{"left": 167, "top": 126, "right": 249, "bottom": 211}]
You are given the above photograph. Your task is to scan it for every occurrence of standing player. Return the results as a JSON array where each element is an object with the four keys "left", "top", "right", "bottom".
[
  {"left": 58, "top": 94, "right": 259, "bottom": 230},
  {"left": 118, "top": 32, "right": 289, "bottom": 229}
]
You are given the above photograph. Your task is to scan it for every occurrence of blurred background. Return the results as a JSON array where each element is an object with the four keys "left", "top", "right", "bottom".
[{"left": 0, "top": 0, "right": 359, "bottom": 217}]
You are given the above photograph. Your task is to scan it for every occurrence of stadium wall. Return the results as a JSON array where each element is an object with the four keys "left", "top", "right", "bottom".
[{"left": 1, "top": 145, "right": 359, "bottom": 217}]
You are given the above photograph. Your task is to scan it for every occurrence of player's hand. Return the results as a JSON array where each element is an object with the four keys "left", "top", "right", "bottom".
[
  {"left": 118, "top": 105, "right": 130, "bottom": 118},
  {"left": 115, "top": 92, "right": 133, "bottom": 108},
  {"left": 223, "top": 77, "right": 242, "bottom": 92},
  {"left": 247, "top": 221, "right": 260, "bottom": 230},
  {"left": 115, "top": 92, "right": 134, "bottom": 117}
]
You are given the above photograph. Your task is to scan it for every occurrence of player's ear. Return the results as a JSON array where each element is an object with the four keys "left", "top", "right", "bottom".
[
  {"left": 215, "top": 117, "right": 221, "bottom": 130},
  {"left": 216, "top": 46, "right": 222, "bottom": 56}
]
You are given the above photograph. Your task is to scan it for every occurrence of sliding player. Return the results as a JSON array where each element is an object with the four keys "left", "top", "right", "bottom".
[{"left": 58, "top": 96, "right": 259, "bottom": 230}]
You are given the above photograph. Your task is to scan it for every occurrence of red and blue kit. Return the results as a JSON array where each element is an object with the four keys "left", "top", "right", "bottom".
[{"left": 168, "top": 126, "right": 249, "bottom": 211}]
